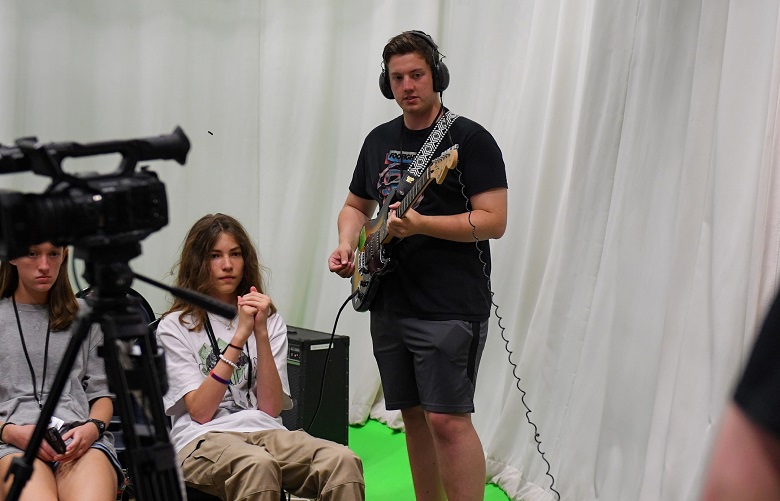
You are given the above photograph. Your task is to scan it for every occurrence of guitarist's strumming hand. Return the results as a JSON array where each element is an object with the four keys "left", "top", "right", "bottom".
[
  {"left": 328, "top": 242, "right": 356, "bottom": 278},
  {"left": 329, "top": 193, "right": 375, "bottom": 279}
]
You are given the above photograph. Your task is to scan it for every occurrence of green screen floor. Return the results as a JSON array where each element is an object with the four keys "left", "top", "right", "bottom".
[{"left": 349, "top": 419, "right": 510, "bottom": 500}]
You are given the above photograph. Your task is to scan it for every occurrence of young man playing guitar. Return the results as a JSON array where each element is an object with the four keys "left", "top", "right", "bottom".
[{"left": 328, "top": 30, "right": 508, "bottom": 501}]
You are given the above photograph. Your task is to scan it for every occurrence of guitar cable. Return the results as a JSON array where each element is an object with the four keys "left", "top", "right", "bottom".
[
  {"left": 454, "top": 165, "right": 561, "bottom": 501},
  {"left": 302, "top": 290, "right": 357, "bottom": 434}
]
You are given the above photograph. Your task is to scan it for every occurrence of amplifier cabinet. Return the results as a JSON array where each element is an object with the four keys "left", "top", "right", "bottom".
[{"left": 280, "top": 326, "right": 349, "bottom": 445}]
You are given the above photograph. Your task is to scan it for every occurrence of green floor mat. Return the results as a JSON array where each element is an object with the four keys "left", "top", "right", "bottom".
[{"left": 349, "top": 419, "right": 510, "bottom": 500}]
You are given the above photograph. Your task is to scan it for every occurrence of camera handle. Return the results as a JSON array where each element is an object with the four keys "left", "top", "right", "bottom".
[{"left": 4, "top": 244, "right": 236, "bottom": 501}]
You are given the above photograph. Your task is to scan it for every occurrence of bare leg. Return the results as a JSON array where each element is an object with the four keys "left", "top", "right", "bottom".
[
  {"left": 56, "top": 448, "right": 117, "bottom": 501},
  {"left": 426, "top": 411, "right": 486, "bottom": 501},
  {"left": 401, "top": 406, "right": 445, "bottom": 501},
  {"left": 0, "top": 454, "right": 59, "bottom": 501}
]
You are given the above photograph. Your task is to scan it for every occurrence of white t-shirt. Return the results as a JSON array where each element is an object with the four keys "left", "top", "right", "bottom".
[{"left": 157, "top": 310, "right": 293, "bottom": 453}]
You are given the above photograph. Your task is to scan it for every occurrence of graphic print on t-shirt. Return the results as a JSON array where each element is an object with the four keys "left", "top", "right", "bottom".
[
  {"left": 197, "top": 341, "right": 250, "bottom": 384},
  {"left": 378, "top": 149, "right": 417, "bottom": 203},
  {"left": 197, "top": 341, "right": 256, "bottom": 409}
]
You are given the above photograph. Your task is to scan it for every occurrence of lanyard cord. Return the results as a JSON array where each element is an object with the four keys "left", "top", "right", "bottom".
[
  {"left": 205, "top": 315, "right": 253, "bottom": 407},
  {"left": 12, "top": 294, "right": 52, "bottom": 410}
]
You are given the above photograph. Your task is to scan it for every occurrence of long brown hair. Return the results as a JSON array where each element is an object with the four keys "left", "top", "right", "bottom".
[
  {"left": 0, "top": 246, "right": 79, "bottom": 331},
  {"left": 166, "top": 213, "right": 275, "bottom": 330}
]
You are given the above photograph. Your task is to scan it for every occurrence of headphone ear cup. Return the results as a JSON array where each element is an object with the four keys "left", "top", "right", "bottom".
[
  {"left": 379, "top": 67, "right": 394, "bottom": 99},
  {"left": 435, "top": 61, "right": 450, "bottom": 93}
]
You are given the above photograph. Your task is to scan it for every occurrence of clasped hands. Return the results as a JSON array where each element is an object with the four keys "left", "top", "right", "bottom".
[{"left": 234, "top": 286, "right": 272, "bottom": 343}]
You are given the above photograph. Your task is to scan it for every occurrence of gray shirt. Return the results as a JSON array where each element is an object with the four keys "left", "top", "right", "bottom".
[{"left": 0, "top": 297, "right": 116, "bottom": 458}]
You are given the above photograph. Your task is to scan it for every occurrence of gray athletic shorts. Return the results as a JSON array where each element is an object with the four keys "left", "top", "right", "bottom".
[{"left": 370, "top": 310, "right": 488, "bottom": 413}]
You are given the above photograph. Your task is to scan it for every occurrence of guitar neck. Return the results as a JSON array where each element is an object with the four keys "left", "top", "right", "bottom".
[{"left": 396, "top": 168, "right": 432, "bottom": 218}]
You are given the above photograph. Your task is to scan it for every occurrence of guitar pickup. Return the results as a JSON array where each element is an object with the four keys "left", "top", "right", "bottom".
[{"left": 357, "top": 252, "right": 368, "bottom": 275}]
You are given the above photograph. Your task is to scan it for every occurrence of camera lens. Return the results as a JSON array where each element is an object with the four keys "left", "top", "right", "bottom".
[{"left": 0, "top": 173, "right": 168, "bottom": 260}]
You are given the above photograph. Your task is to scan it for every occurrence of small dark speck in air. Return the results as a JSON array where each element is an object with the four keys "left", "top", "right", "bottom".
[{"left": 208, "top": 131, "right": 213, "bottom": 135}]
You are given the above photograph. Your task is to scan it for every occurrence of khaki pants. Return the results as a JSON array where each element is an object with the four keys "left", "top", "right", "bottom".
[{"left": 179, "top": 429, "right": 364, "bottom": 501}]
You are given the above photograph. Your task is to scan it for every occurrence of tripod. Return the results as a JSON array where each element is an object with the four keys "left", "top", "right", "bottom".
[{"left": 5, "top": 242, "right": 235, "bottom": 501}]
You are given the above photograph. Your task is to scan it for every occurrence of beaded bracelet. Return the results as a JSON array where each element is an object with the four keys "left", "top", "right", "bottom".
[
  {"left": 218, "top": 354, "right": 239, "bottom": 370},
  {"left": 210, "top": 370, "right": 231, "bottom": 385}
]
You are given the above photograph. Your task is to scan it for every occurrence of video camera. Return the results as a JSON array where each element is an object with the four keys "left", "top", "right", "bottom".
[
  {"left": 0, "top": 126, "right": 190, "bottom": 260},
  {"left": 0, "top": 127, "right": 196, "bottom": 501}
]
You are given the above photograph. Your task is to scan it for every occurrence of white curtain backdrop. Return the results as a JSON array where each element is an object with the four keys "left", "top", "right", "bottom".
[{"left": 2, "top": 1, "right": 779, "bottom": 500}]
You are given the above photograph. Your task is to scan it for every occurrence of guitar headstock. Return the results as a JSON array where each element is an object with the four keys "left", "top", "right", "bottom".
[{"left": 429, "top": 145, "right": 459, "bottom": 184}]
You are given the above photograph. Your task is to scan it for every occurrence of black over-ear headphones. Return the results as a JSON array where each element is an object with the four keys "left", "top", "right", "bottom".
[{"left": 379, "top": 30, "right": 450, "bottom": 100}]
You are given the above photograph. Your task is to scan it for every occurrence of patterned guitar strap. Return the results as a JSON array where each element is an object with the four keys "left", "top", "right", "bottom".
[{"left": 395, "top": 110, "right": 459, "bottom": 198}]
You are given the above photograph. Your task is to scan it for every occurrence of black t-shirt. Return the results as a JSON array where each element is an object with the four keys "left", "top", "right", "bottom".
[
  {"left": 734, "top": 290, "right": 780, "bottom": 437},
  {"left": 349, "top": 110, "right": 508, "bottom": 320}
]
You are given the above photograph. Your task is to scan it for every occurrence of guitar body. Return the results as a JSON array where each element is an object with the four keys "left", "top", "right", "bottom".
[
  {"left": 351, "top": 193, "right": 398, "bottom": 312},
  {"left": 350, "top": 146, "right": 459, "bottom": 311}
]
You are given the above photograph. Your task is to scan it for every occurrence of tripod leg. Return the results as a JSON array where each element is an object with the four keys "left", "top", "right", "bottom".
[{"left": 99, "top": 309, "right": 185, "bottom": 501}]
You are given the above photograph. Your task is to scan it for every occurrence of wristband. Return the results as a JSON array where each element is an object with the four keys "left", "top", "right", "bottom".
[
  {"left": 218, "top": 354, "right": 239, "bottom": 370},
  {"left": 87, "top": 418, "right": 106, "bottom": 440},
  {"left": 210, "top": 370, "right": 231, "bottom": 385},
  {"left": 225, "top": 343, "right": 243, "bottom": 352}
]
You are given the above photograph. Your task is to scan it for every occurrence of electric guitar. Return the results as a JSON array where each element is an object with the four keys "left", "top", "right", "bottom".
[{"left": 351, "top": 145, "right": 459, "bottom": 311}]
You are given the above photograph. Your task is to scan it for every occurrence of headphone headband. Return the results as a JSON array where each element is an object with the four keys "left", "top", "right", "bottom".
[{"left": 406, "top": 30, "right": 439, "bottom": 53}]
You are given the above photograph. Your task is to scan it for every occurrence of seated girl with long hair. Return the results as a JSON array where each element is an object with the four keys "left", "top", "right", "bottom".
[
  {"left": 157, "top": 213, "right": 364, "bottom": 501},
  {"left": 0, "top": 243, "right": 123, "bottom": 501}
]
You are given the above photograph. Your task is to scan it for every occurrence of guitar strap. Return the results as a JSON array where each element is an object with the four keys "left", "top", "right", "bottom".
[
  {"left": 407, "top": 110, "right": 459, "bottom": 178},
  {"left": 395, "top": 110, "right": 458, "bottom": 198}
]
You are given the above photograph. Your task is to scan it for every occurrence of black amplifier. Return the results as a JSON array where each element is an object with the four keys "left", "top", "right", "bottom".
[{"left": 280, "top": 326, "right": 349, "bottom": 445}]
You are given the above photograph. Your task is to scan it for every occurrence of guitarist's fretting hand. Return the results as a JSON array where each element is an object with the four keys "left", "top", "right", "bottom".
[{"left": 386, "top": 202, "right": 422, "bottom": 239}]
